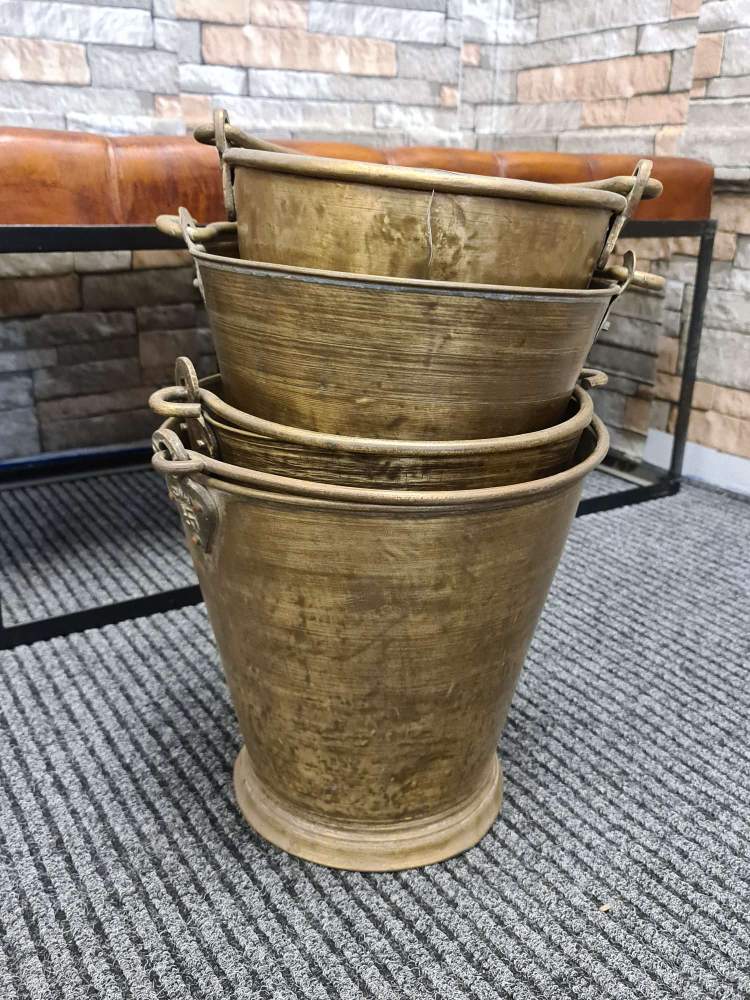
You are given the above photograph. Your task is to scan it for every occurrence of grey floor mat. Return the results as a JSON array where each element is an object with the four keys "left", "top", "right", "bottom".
[
  {"left": 0, "top": 468, "right": 628, "bottom": 626},
  {"left": 1, "top": 480, "right": 748, "bottom": 999}
]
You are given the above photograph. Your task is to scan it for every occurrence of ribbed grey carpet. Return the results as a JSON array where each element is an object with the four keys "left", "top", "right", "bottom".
[
  {"left": 0, "top": 467, "right": 627, "bottom": 626},
  {"left": 1, "top": 481, "right": 748, "bottom": 999}
]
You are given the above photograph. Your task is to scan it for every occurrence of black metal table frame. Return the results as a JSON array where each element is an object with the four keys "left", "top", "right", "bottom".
[{"left": 0, "top": 217, "right": 716, "bottom": 649}]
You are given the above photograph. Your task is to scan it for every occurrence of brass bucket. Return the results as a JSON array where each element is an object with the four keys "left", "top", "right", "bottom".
[
  {"left": 155, "top": 211, "right": 649, "bottom": 439},
  {"left": 151, "top": 358, "right": 606, "bottom": 491},
  {"left": 202, "top": 111, "right": 660, "bottom": 287},
  {"left": 152, "top": 415, "right": 609, "bottom": 871}
]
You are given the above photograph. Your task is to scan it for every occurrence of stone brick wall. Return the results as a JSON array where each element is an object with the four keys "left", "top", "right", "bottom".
[{"left": 0, "top": 0, "right": 748, "bottom": 469}]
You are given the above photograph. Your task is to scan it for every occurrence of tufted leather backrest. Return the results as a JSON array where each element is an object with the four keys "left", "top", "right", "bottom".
[{"left": 0, "top": 127, "right": 713, "bottom": 225}]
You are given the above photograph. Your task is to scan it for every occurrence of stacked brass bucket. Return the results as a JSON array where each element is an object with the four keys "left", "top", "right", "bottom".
[{"left": 151, "top": 111, "right": 664, "bottom": 871}]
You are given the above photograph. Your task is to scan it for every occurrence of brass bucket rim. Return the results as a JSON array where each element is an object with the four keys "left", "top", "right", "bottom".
[
  {"left": 152, "top": 414, "right": 609, "bottom": 509},
  {"left": 197, "top": 379, "right": 595, "bottom": 457},
  {"left": 191, "top": 247, "right": 629, "bottom": 299},
  {"left": 221, "top": 147, "right": 631, "bottom": 213}
]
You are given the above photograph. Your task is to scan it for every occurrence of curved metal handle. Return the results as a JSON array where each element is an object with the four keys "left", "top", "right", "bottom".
[
  {"left": 149, "top": 384, "right": 201, "bottom": 419},
  {"left": 597, "top": 263, "right": 665, "bottom": 292},
  {"left": 571, "top": 172, "right": 662, "bottom": 201},
  {"left": 194, "top": 118, "right": 294, "bottom": 156},
  {"left": 596, "top": 159, "right": 655, "bottom": 270},
  {"left": 155, "top": 213, "right": 237, "bottom": 247},
  {"left": 578, "top": 368, "right": 608, "bottom": 390}
]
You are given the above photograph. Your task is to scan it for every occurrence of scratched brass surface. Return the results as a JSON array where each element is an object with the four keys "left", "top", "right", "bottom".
[
  {"left": 226, "top": 149, "right": 628, "bottom": 287},
  {"left": 154, "top": 418, "right": 608, "bottom": 869},
  {"left": 197, "top": 253, "right": 619, "bottom": 439}
]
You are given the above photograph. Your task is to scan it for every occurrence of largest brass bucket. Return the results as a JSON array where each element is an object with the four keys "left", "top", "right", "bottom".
[
  {"left": 152, "top": 415, "right": 609, "bottom": 871},
  {"left": 179, "top": 229, "right": 632, "bottom": 439},
  {"left": 221, "top": 144, "right": 658, "bottom": 287}
]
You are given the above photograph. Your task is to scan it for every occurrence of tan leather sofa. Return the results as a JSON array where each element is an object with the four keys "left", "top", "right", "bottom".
[{"left": 0, "top": 127, "right": 713, "bottom": 226}]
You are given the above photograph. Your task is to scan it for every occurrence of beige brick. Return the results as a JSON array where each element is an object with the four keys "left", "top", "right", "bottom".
[
  {"left": 180, "top": 92, "right": 212, "bottom": 126},
  {"left": 671, "top": 0, "right": 701, "bottom": 16},
  {"left": 154, "top": 94, "right": 181, "bottom": 118},
  {"left": 461, "top": 42, "right": 481, "bottom": 66},
  {"left": 692, "top": 32, "right": 724, "bottom": 79},
  {"left": 714, "top": 232, "right": 738, "bottom": 261},
  {"left": 625, "top": 91, "right": 689, "bottom": 125},
  {"left": 440, "top": 84, "right": 458, "bottom": 108},
  {"left": 0, "top": 252, "right": 74, "bottom": 278},
  {"left": 132, "top": 250, "right": 192, "bottom": 269},
  {"left": 248, "top": 0, "right": 308, "bottom": 29},
  {"left": 712, "top": 385, "right": 750, "bottom": 420},
  {"left": 687, "top": 409, "right": 750, "bottom": 458},
  {"left": 0, "top": 36, "right": 89, "bottom": 85},
  {"left": 624, "top": 395, "right": 653, "bottom": 433},
  {"left": 176, "top": 0, "right": 249, "bottom": 22},
  {"left": 656, "top": 372, "right": 716, "bottom": 408},
  {"left": 713, "top": 194, "right": 750, "bottom": 235},
  {"left": 580, "top": 99, "right": 627, "bottom": 127},
  {"left": 0, "top": 274, "right": 80, "bottom": 318},
  {"left": 655, "top": 124, "right": 683, "bottom": 155},
  {"left": 689, "top": 80, "right": 707, "bottom": 97},
  {"left": 657, "top": 334, "right": 679, "bottom": 373},
  {"left": 203, "top": 25, "right": 397, "bottom": 76},
  {"left": 517, "top": 54, "right": 671, "bottom": 103}
]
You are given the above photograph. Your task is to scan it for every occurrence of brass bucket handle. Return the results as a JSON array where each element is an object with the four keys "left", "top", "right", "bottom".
[
  {"left": 214, "top": 108, "right": 237, "bottom": 221},
  {"left": 152, "top": 426, "right": 205, "bottom": 474},
  {"left": 148, "top": 384, "right": 201, "bottom": 419},
  {"left": 155, "top": 212, "right": 236, "bottom": 247},
  {"left": 578, "top": 368, "right": 608, "bottom": 390},
  {"left": 596, "top": 159, "right": 654, "bottom": 271},
  {"left": 194, "top": 113, "right": 294, "bottom": 156}
]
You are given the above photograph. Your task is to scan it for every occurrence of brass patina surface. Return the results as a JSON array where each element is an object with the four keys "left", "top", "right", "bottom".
[
  {"left": 151, "top": 363, "right": 605, "bottom": 491},
  {"left": 152, "top": 417, "right": 608, "bottom": 870},
  {"left": 177, "top": 240, "right": 630, "bottom": 439}
]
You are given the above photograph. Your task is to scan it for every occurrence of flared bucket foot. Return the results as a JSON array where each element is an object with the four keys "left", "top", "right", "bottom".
[{"left": 233, "top": 745, "right": 502, "bottom": 872}]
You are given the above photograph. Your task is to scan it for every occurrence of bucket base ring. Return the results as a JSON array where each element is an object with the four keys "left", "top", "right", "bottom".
[{"left": 233, "top": 746, "right": 503, "bottom": 872}]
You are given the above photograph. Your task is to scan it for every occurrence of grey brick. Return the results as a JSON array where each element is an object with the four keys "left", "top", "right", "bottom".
[
  {"left": 57, "top": 336, "right": 137, "bottom": 366},
  {"left": 0, "top": 1, "right": 153, "bottom": 45},
  {"left": 155, "top": 19, "right": 201, "bottom": 62},
  {"left": 136, "top": 304, "right": 197, "bottom": 332},
  {"left": 475, "top": 100, "right": 581, "bottom": 133},
  {"left": 139, "top": 328, "right": 207, "bottom": 371},
  {"left": 610, "top": 287, "right": 665, "bottom": 323},
  {"left": 638, "top": 20, "right": 697, "bottom": 52},
  {"left": 588, "top": 342, "right": 657, "bottom": 382},
  {"left": 0, "top": 321, "right": 27, "bottom": 350},
  {"left": 558, "top": 128, "right": 657, "bottom": 155},
  {"left": 397, "top": 43, "right": 459, "bottom": 82},
  {"left": 180, "top": 63, "right": 247, "bottom": 95},
  {"left": 701, "top": 0, "right": 750, "bottom": 32},
  {"left": 218, "top": 97, "right": 374, "bottom": 130},
  {"left": 590, "top": 388, "right": 627, "bottom": 428},
  {"left": 308, "top": 1, "right": 446, "bottom": 43},
  {"left": 670, "top": 48, "right": 695, "bottom": 92},
  {"left": 723, "top": 28, "right": 750, "bottom": 76},
  {"left": 73, "top": 252, "right": 132, "bottom": 273},
  {"left": 56, "top": 0, "right": 150, "bottom": 6},
  {"left": 82, "top": 269, "right": 199, "bottom": 312},
  {"left": 0, "top": 253, "right": 74, "bottom": 278},
  {"left": 0, "top": 82, "right": 151, "bottom": 114},
  {"left": 37, "top": 385, "right": 156, "bottom": 421},
  {"left": 248, "top": 68, "right": 439, "bottom": 103},
  {"left": 33, "top": 358, "right": 142, "bottom": 401},
  {"left": 703, "top": 288, "right": 750, "bottom": 334},
  {"left": 491, "top": 27, "right": 637, "bottom": 71},
  {"left": 537, "top": 0, "right": 669, "bottom": 40},
  {"left": 607, "top": 424, "right": 646, "bottom": 460},
  {"left": 374, "top": 103, "right": 457, "bottom": 129},
  {"left": 0, "top": 109, "right": 65, "bottom": 128},
  {"left": 680, "top": 125, "right": 746, "bottom": 166},
  {"left": 598, "top": 315, "right": 660, "bottom": 353},
  {"left": 707, "top": 74, "right": 750, "bottom": 98},
  {"left": 697, "top": 327, "right": 750, "bottom": 390},
  {"left": 40, "top": 408, "right": 157, "bottom": 452},
  {"left": 464, "top": 14, "right": 537, "bottom": 45},
  {"left": 0, "top": 407, "right": 39, "bottom": 459},
  {"left": 66, "top": 113, "right": 184, "bottom": 135},
  {"left": 0, "top": 348, "right": 57, "bottom": 373},
  {"left": 153, "top": 0, "right": 175, "bottom": 14},
  {"left": 0, "top": 372, "right": 33, "bottom": 411},
  {"left": 686, "top": 97, "right": 750, "bottom": 127},
  {"left": 329, "top": 0, "right": 446, "bottom": 8},
  {"left": 88, "top": 46, "right": 178, "bottom": 92},
  {"left": 476, "top": 131, "right": 558, "bottom": 151},
  {"left": 445, "top": 16, "right": 462, "bottom": 46},
  {"left": 23, "top": 310, "right": 136, "bottom": 349},
  {"left": 461, "top": 67, "right": 514, "bottom": 103},
  {"left": 735, "top": 236, "right": 750, "bottom": 270}
]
